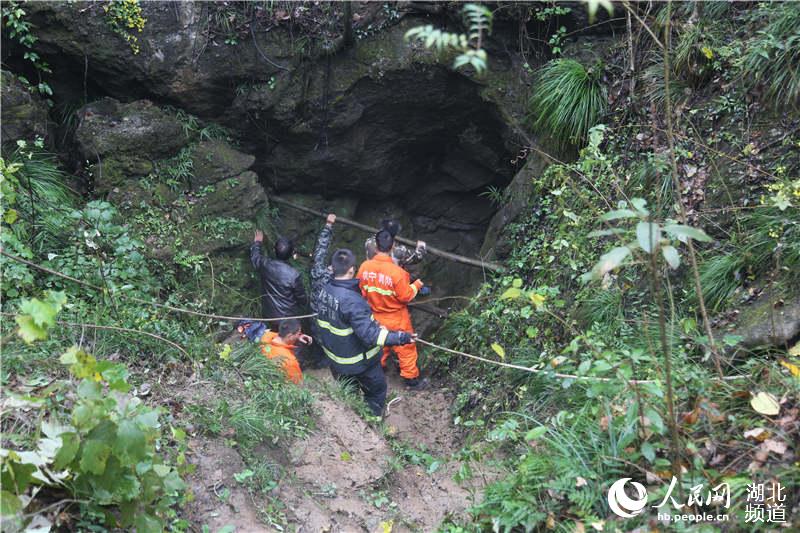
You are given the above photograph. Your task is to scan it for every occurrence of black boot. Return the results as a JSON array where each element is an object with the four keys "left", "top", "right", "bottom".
[{"left": 403, "top": 376, "right": 430, "bottom": 390}]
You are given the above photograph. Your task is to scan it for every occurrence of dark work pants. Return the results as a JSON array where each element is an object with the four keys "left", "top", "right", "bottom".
[{"left": 330, "top": 363, "right": 387, "bottom": 417}]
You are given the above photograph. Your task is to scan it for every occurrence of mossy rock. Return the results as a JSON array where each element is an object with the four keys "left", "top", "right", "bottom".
[
  {"left": 191, "top": 140, "right": 256, "bottom": 186},
  {"left": 729, "top": 291, "right": 800, "bottom": 350},
  {"left": 190, "top": 171, "right": 266, "bottom": 221},
  {"left": 75, "top": 97, "right": 187, "bottom": 160},
  {"left": 93, "top": 155, "right": 154, "bottom": 194},
  {"left": 0, "top": 70, "right": 50, "bottom": 145}
]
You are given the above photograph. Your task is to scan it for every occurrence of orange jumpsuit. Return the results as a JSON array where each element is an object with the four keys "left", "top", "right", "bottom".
[
  {"left": 260, "top": 331, "right": 303, "bottom": 384},
  {"left": 357, "top": 253, "right": 423, "bottom": 379}
]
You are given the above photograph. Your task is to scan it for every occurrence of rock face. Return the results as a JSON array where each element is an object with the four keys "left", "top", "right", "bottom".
[
  {"left": 732, "top": 292, "right": 800, "bottom": 350},
  {"left": 0, "top": 70, "right": 51, "bottom": 145},
  {"left": 74, "top": 97, "right": 268, "bottom": 313},
  {"left": 12, "top": 1, "right": 559, "bottom": 312},
  {"left": 74, "top": 98, "right": 185, "bottom": 193}
]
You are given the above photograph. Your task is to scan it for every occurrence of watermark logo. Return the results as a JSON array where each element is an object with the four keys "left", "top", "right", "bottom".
[{"left": 607, "top": 478, "right": 648, "bottom": 518}]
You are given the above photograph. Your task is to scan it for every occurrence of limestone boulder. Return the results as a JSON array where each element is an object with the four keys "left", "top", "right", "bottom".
[{"left": 1, "top": 70, "right": 50, "bottom": 145}]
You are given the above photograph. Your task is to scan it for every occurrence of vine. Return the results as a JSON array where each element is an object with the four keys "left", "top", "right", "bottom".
[{"left": 103, "top": 0, "right": 146, "bottom": 55}]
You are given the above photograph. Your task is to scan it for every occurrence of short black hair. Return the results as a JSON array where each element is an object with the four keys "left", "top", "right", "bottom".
[
  {"left": 278, "top": 318, "right": 301, "bottom": 338},
  {"left": 381, "top": 219, "right": 402, "bottom": 237},
  {"left": 331, "top": 248, "right": 356, "bottom": 277},
  {"left": 274, "top": 237, "right": 294, "bottom": 260},
  {"left": 375, "top": 229, "right": 394, "bottom": 253}
]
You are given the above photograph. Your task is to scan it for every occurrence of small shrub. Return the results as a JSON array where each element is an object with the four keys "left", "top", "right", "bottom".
[
  {"left": 528, "top": 59, "right": 607, "bottom": 149},
  {"left": 2, "top": 295, "right": 185, "bottom": 531}
]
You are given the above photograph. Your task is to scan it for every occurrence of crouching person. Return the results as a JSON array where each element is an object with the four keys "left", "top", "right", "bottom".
[
  {"left": 315, "top": 247, "right": 414, "bottom": 416},
  {"left": 237, "top": 319, "right": 310, "bottom": 384}
]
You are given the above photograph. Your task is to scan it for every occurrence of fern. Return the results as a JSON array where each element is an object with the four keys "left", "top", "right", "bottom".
[
  {"left": 405, "top": 3, "right": 492, "bottom": 75},
  {"left": 528, "top": 59, "right": 607, "bottom": 149}
]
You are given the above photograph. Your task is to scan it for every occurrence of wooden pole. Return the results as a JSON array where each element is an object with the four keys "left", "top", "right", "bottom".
[{"left": 269, "top": 195, "right": 505, "bottom": 272}]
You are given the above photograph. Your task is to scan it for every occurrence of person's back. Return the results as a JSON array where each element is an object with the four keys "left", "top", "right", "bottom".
[
  {"left": 251, "top": 231, "right": 308, "bottom": 320},
  {"left": 259, "top": 328, "right": 303, "bottom": 384},
  {"left": 357, "top": 230, "right": 426, "bottom": 388},
  {"left": 314, "top": 242, "right": 413, "bottom": 415}
]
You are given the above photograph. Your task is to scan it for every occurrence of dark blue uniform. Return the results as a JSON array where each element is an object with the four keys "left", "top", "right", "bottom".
[{"left": 311, "top": 223, "right": 410, "bottom": 415}]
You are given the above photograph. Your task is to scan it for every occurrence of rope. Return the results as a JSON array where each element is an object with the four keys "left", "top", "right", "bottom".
[
  {"left": 416, "top": 338, "right": 747, "bottom": 384},
  {"left": 0, "top": 312, "right": 188, "bottom": 358},
  {"left": 0, "top": 250, "right": 316, "bottom": 323}
]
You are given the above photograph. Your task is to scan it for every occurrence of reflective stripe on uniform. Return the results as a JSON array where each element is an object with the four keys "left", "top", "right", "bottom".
[
  {"left": 410, "top": 284, "right": 418, "bottom": 297},
  {"left": 364, "top": 286, "right": 396, "bottom": 296},
  {"left": 321, "top": 344, "right": 381, "bottom": 365},
  {"left": 377, "top": 328, "right": 389, "bottom": 346},
  {"left": 316, "top": 318, "right": 354, "bottom": 336}
]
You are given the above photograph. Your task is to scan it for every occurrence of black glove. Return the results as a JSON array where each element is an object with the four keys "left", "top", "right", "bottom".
[{"left": 395, "top": 332, "right": 413, "bottom": 345}]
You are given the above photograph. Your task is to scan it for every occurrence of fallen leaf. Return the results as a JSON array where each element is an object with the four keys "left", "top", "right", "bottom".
[
  {"left": 576, "top": 476, "right": 588, "bottom": 487},
  {"left": 743, "top": 427, "right": 769, "bottom": 441},
  {"left": 788, "top": 341, "right": 800, "bottom": 357},
  {"left": 574, "top": 523, "right": 586, "bottom": 533},
  {"left": 684, "top": 164, "right": 698, "bottom": 177},
  {"left": 682, "top": 408, "right": 700, "bottom": 425},
  {"left": 751, "top": 392, "right": 780, "bottom": 416},
  {"left": 762, "top": 439, "right": 787, "bottom": 455},
  {"left": 491, "top": 343, "right": 505, "bottom": 359},
  {"left": 780, "top": 360, "right": 800, "bottom": 377},
  {"left": 590, "top": 521, "right": 605, "bottom": 532}
]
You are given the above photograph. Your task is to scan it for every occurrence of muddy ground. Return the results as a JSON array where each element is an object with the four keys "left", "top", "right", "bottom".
[{"left": 184, "top": 367, "right": 499, "bottom": 532}]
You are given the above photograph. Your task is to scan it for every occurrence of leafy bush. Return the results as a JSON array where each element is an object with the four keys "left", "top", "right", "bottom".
[
  {"left": 528, "top": 59, "right": 607, "bottom": 149},
  {"left": 2, "top": 294, "right": 185, "bottom": 532}
]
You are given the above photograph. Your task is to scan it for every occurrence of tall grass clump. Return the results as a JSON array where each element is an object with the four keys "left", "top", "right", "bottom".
[
  {"left": 528, "top": 59, "right": 607, "bottom": 149},
  {"left": 4, "top": 147, "right": 76, "bottom": 252},
  {"left": 741, "top": 2, "right": 800, "bottom": 109}
]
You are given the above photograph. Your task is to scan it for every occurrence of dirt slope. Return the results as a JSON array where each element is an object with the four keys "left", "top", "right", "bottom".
[{"left": 185, "top": 369, "right": 497, "bottom": 532}]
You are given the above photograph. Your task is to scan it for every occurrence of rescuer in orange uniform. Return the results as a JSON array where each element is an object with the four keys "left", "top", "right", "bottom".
[
  {"left": 357, "top": 229, "right": 429, "bottom": 389},
  {"left": 237, "top": 318, "right": 309, "bottom": 384}
]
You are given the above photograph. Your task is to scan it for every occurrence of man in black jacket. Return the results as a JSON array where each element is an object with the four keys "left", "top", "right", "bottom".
[
  {"left": 312, "top": 216, "right": 413, "bottom": 416},
  {"left": 251, "top": 230, "right": 309, "bottom": 325}
]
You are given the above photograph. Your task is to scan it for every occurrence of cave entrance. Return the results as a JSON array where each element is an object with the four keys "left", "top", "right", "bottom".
[{"left": 250, "top": 67, "right": 516, "bottom": 330}]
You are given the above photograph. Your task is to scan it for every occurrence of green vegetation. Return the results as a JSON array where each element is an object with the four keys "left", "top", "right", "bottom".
[
  {"left": 528, "top": 59, "right": 607, "bottom": 149},
  {"left": 404, "top": 3, "right": 493, "bottom": 75},
  {"left": 3, "top": 293, "right": 186, "bottom": 532},
  {"left": 103, "top": 0, "right": 146, "bottom": 55},
  {"left": 1, "top": 1, "right": 53, "bottom": 99}
]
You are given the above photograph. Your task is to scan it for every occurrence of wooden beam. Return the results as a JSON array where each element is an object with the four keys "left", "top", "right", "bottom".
[{"left": 270, "top": 195, "right": 505, "bottom": 272}]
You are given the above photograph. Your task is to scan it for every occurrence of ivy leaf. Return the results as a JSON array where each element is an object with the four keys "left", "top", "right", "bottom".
[
  {"left": 80, "top": 440, "right": 111, "bottom": 475},
  {"left": 500, "top": 287, "right": 522, "bottom": 300},
  {"left": 636, "top": 222, "right": 661, "bottom": 253},
  {"left": 114, "top": 420, "right": 147, "bottom": 463},
  {"left": 491, "top": 343, "right": 505, "bottom": 359},
  {"left": 53, "top": 432, "right": 80, "bottom": 470},
  {"left": 530, "top": 292, "right": 546, "bottom": 310},
  {"left": 133, "top": 513, "right": 163, "bottom": 533},
  {"left": 15, "top": 314, "right": 48, "bottom": 344},
  {"left": 662, "top": 224, "right": 713, "bottom": 243},
  {"left": 662, "top": 245, "right": 680, "bottom": 269}
]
